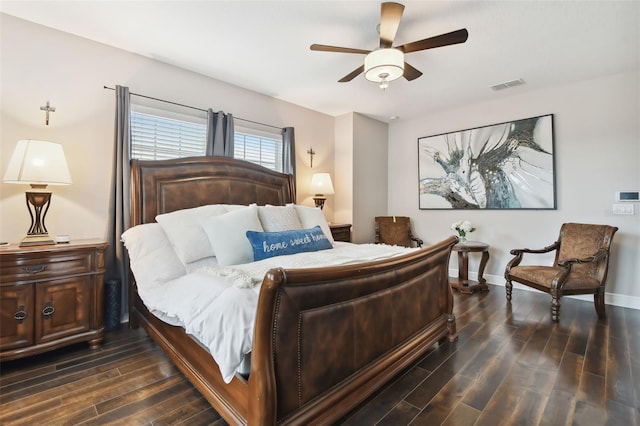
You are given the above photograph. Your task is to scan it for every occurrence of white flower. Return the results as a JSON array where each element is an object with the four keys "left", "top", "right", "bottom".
[
  {"left": 451, "top": 220, "right": 476, "bottom": 237},
  {"left": 460, "top": 220, "right": 473, "bottom": 232}
]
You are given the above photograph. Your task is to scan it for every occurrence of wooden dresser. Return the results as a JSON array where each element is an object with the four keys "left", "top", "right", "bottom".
[{"left": 0, "top": 239, "right": 108, "bottom": 361}]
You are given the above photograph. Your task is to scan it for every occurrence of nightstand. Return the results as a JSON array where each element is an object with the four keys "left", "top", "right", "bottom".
[
  {"left": 0, "top": 239, "right": 108, "bottom": 361},
  {"left": 329, "top": 224, "right": 352, "bottom": 242}
]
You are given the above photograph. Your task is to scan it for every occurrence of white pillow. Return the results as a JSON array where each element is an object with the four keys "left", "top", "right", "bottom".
[
  {"left": 200, "top": 205, "right": 264, "bottom": 266},
  {"left": 257, "top": 205, "right": 302, "bottom": 232},
  {"left": 184, "top": 256, "right": 219, "bottom": 274},
  {"left": 225, "top": 204, "right": 249, "bottom": 212},
  {"left": 291, "top": 204, "right": 334, "bottom": 244},
  {"left": 156, "top": 204, "right": 228, "bottom": 264},
  {"left": 121, "top": 223, "right": 186, "bottom": 287}
]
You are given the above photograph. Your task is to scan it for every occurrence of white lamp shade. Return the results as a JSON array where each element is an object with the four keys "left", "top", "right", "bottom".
[
  {"left": 3, "top": 140, "right": 72, "bottom": 186},
  {"left": 364, "top": 48, "right": 405, "bottom": 82},
  {"left": 310, "top": 173, "right": 335, "bottom": 195}
]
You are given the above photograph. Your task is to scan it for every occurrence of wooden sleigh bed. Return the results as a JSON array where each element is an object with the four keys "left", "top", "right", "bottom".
[{"left": 128, "top": 156, "right": 458, "bottom": 425}]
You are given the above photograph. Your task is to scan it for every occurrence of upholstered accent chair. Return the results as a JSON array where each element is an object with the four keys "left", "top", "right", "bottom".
[
  {"left": 375, "top": 216, "right": 423, "bottom": 248},
  {"left": 505, "top": 223, "right": 618, "bottom": 322}
]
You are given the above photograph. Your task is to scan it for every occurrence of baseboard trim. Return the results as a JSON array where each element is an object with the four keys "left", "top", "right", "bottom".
[{"left": 449, "top": 269, "right": 640, "bottom": 311}]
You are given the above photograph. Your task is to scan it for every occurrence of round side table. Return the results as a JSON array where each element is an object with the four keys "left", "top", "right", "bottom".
[{"left": 450, "top": 241, "right": 490, "bottom": 294}]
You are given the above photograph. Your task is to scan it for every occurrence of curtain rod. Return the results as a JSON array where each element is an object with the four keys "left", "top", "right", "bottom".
[{"left": 103, "top": 85, "right": 282, "bottom": 130}]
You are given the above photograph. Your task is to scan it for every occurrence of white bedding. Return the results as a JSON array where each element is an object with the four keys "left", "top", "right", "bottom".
[{"left": 136, "top": 242, "right": 417, "bottom": 383}]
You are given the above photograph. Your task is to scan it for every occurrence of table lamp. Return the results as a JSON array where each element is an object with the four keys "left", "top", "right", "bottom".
[
  {"left": 3, "top": 140, "right": 72, "bottom": 247},
  {"left": 310, "top": 173, "right": 334, "bottom": 210}
]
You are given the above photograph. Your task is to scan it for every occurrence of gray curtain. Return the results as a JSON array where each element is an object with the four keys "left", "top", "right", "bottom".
[
  {"left": 282, "top": 126, "right": 296, "bottom": 192},
  {"left": 106, "top": 85, "right": 131, "bottom": 321},
  {"left": 206, "top": 109, "right": 235, "bottom": 156}
]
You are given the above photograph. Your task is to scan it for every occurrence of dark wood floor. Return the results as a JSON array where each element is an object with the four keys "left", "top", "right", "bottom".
[{"left": 1, "top": 285, "right": 638, "bottom": 425}]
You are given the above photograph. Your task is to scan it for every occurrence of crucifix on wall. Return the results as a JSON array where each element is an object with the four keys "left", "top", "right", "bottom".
[
  {"left": 306, "top": 147, "right": 316, "bottom": 168},
  {"left": 40, "top": 101, "right": 56, "bottom": 126}
]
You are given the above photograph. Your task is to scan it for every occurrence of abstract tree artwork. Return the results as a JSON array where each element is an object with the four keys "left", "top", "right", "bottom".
[{"left": 418, "top": 114, "right": 556, "bottom": 210}]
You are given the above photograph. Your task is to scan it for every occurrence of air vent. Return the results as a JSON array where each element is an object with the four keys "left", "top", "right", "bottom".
[{"left": 490, "top": 78, "right": 525, "bottom": 91}]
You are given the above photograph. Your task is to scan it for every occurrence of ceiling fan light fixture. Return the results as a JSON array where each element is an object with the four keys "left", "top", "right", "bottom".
[
  {"left": 364, "top": 48, "right": 404, "bottom": 84},
  {"left": 379, "top": 75, "right": 390, "bottom": 90}
]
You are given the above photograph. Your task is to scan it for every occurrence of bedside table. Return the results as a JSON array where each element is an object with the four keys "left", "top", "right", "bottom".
[
  {"left": 0, "top": 239, "right": 108, "bottom": 361},
  {"left": 329, "top": 224, "right": 352, "bottom": 242}
]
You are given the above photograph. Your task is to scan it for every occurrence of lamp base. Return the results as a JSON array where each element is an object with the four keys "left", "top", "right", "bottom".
[
  {"left": 313, "top": 197, "right": 327, "bottom": 210},
  {"left": 19, "top": 234, "right": 56, "bottom": 247}
]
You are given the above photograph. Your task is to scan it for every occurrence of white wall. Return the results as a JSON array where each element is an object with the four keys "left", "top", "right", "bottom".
[
  {"left": 352, "top": 113, "right": 388, "bottom": 243},
  {"left": 388, "top": 70, "right": 640, "bottom": 307},
  {"left": 0, "top": 14, "right": 335, "bottom": 243},
  {"left": 334, "top": 112, "right": 388, "bottom": 243},
  {"left": 334, "top": 113, "right": 354, "bottom": 226}
]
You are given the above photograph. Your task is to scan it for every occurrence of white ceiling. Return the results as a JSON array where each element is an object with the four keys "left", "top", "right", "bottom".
[{"left": 2, "top": 1, "right": 639, "bottom": 122}]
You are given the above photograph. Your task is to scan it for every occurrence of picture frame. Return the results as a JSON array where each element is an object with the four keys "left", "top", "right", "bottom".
[{"left": 418, "top": 114, "right": 556, "bottom": 210}]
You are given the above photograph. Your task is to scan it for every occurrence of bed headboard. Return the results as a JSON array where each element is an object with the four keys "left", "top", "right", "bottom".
[{"left": 130, "top": 156, "right": 296, "bottom": 226}]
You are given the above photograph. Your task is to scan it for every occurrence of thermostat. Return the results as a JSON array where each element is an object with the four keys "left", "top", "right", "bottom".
[{"left": 616, "top": 191, "right": 639, "bottom": 202}]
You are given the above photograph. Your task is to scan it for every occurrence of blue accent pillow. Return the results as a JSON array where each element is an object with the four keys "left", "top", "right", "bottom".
[{"left": 246, "top": 226, "right": 333, "bottom": 261}]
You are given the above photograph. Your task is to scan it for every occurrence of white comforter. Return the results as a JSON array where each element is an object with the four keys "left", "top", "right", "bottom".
[{"left": 137, "top": 242, "right": 417, "bottom": 383}]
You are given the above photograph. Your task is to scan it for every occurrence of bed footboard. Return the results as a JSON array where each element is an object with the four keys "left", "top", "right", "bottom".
[{"left": 249, "top": 236, "right": 458, "bottom": 425}]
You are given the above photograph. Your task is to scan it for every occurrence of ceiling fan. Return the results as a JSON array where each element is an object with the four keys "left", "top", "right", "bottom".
[{"left": 310, "top": 2, "right": 468, "bottom": 89}]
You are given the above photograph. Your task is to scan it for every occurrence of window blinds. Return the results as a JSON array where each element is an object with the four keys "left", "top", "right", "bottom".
[
  {"left": 130, "top": 111, "right": 284, "bottom": 172},
  {"left": 234, "top": 132, "right": 283, "bottom": 171},
  {"left": 131, "top": 111, "right": 206, "bottom": 160}
]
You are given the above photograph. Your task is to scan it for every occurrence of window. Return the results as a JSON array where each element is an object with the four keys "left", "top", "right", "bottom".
[
  {"left": 130, "top": 110, "right": 206, "bottom": 160},
  {"left": 130, "top": 108, "right": 284, "bottom": 173},
  {"left": 234, "top": 129, "right": 283, "bottom": 172}
]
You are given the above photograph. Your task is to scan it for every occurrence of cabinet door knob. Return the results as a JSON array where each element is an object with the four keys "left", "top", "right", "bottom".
[
  {"left": 14, "top": 305, "right": 27, "bottom": 321},
  {"left": 23, "top": 265, "right": 47, "bottom": 274},
  {"left": 42, "top": 302, "right": 56, "bottom": 317}
]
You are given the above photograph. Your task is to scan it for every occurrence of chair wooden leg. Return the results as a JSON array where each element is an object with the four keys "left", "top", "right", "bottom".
[
  {"left": 551, "top": 296, "right": 560, "bottom": 322},
  {"left": 594, "top": 289, "right": 606, "bottom": 320},
  {"left": 505, "top": 280, "right": 513, "bottom": 301}
]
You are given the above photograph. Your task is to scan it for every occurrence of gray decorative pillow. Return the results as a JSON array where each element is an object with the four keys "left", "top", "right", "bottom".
[{"left": 257, "top": 205, "right": 303, "bottom": 232}]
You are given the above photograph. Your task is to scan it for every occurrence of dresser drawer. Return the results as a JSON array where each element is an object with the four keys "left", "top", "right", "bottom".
[
  {"left": 1, "top": 252, "right": 93, "bottom": 284},
  {"left": 329, "top": 224, "right": 352, "bottom": 243}
]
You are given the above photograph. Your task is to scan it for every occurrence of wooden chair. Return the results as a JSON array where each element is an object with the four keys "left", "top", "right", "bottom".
[
  {"left": 375, "top": 216, "right": 423, "bottom": 248},
  {"left": 505, "top": 223, "right": 618, "bottom": 322}
]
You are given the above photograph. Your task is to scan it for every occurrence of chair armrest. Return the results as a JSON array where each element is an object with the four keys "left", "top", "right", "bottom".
[
  {"left": 408, "top": 230, "right": 423, "bottom": 248},
  {"left": 509, "top": 241, "right": 559, "bottom": 256},
  {"left": 550, "top": 248, "right": 609, "bottom": 292},
  {"left": 558, "top": 248, "right": 608, "bottom": 267},
  {"left": 505, "top": 241, "right": 559, "bottom": 275}
]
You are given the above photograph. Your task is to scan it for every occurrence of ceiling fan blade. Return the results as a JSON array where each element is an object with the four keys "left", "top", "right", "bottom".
[
  {"left": 403, "top": 62, "right": 423, "bottom": 81},
  {"left": 379, "top": 2, "right": 405, "bottom": 48},
  {"left": 310, "top": 44, "right": 370, "bottom": 54},
  {"left": 338, "top": 65, "right": 365, "bottom": 82},
  {"left": 398, "top": 29, "right": 469, "bottom": 53}
]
